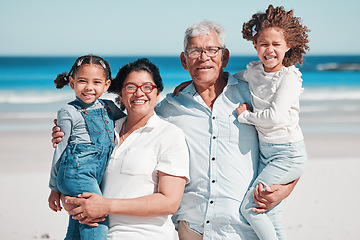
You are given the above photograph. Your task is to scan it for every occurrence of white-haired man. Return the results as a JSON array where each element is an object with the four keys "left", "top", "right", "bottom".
[{"left": 156, "top": 20, "right": 297, "bottom": 240}]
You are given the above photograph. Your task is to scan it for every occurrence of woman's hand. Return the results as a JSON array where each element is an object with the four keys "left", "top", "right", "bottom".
[
  {"left": 65, "top": 193, "right": 109, "bottom": 226},
  {"left": 252, "top": 179, "right": 299, "bottom": 213},
  {"left": 64, "top": 172, "right": 186, "bottom": 226},
  {"left": 235, "top": 102, "right": 251, "bottom": 116},
  {"left": 172, "top": 80, "right": 192, "bottom": 96},
  {"left": 51, "top": 119, "right": 64, "bottom": 148},
  {"left": 48, "top": 190, "right": 62, "bottom": 212}
]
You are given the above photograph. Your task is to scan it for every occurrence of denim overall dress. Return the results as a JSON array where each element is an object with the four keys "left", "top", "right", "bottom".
[{"left": 57, "top": 99, "right": 115, "bottom": 240}]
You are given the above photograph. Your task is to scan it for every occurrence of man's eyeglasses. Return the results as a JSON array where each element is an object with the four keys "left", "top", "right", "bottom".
[
  {"left": 185, "top": 46, "right": 225, "bottom": 59},
  {"left": 124, "top": 83, "right": 157, "bottom": 94}
]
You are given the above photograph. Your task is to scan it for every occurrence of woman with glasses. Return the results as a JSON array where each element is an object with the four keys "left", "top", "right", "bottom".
[{"left": 64, "top": 58, "right": 190, "bottom": 239}]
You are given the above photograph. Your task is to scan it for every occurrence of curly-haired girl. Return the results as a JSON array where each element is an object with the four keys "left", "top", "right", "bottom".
[{"left": 235, "top": 5, "right": 310, "bottom": 240}]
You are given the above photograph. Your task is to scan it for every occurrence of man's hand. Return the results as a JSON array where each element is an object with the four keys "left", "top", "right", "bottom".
[
  {"left": 65, "top": 193, "right": 109, "bottom": 226},
  {"left": 52, "top": 119, "right": 64, "bottom": 148},
  {"left": 252, "top": 179, "right": 298, "bottom": 213}
]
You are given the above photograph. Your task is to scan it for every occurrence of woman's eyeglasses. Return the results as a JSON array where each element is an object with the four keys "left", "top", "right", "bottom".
[{"left": 124, "top": 83, "right": 157, "bottom": 94}]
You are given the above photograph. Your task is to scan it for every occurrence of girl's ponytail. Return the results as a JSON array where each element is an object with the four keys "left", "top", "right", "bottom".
[{"left": 54, "top": 72, "right": 69, "bottom": 89}]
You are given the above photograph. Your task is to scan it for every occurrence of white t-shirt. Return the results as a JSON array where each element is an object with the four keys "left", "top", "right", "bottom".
[
  {"left": 235, "top": 61, "right": 304, "bottom": 144},
  {"left": 102, "top": 113, "right": 190, "bottom": 240}
]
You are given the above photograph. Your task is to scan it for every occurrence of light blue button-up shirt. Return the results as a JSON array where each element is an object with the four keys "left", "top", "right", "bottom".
[{"left": 156, "top": 73, "right": 260, "bottom": 240}]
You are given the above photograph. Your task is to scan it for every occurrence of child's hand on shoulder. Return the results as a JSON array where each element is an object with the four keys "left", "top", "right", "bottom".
[
  {"left": 236, "top": 102, "right": 251, "bottom": 116},
  {"left": 48, "top": 190, "right": 62, "bottom": 212}
]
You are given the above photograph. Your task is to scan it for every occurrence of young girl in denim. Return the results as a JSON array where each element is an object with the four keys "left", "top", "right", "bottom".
[
  {"left": 235, "top": 5, "right": 310, "bottom": 240},
  {"left": 48, "top": 55, "right": 124, "bottom": 239}
]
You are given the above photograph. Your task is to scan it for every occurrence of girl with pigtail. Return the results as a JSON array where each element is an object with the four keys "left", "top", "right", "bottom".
[
  {"left": 48, "top": 55, "right": 125, "bottom": 239},
  {"left": 235, "top": 5, "right": 310, "bottom": 240}
]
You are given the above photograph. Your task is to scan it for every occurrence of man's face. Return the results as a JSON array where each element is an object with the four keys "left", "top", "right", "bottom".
[{"left": 180, "top": 31, "right": 229, "bottom": 87}]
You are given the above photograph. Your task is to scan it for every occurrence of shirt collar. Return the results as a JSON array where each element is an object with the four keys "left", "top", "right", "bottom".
[
  {"left": 181, "top": 81, "right": 197, "bottom": 96},
  {"left": 226, "top": 72, "right": 238, "bottom": 86},
  {"left": 115, "top": 112, "right": 158, "bottom": 133},
  {"left": 143, "top": 113, "right": 159, "bottom": 129}
]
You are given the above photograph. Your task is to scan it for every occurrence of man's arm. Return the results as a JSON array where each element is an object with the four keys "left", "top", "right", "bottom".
[{"left": 252, "top": 179, "right": 299, "bottom": 213}]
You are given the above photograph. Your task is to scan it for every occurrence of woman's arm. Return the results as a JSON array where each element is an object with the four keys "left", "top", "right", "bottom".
[
  {"left": 110, "top": 171, "right": 186, "bottom": 216},
  {"left": 66, "top": 171, "right": 187, "bottom": 225}
]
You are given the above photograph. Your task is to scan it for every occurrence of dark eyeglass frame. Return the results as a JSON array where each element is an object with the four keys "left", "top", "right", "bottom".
[
  {"left": 185, "top": 46, "right": 225, "bottom": 58},
  {"left": 123, "top": 83, "right": 157, "bottom": 94}
]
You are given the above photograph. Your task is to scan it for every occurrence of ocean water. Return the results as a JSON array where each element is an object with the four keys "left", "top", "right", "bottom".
[{"left": 1, "top": 55, "right": 360, "bottom": 133}]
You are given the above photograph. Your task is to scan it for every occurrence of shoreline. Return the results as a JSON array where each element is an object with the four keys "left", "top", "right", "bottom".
[{"left": 1, "top": 130, "right": 358, "bottom": 174}]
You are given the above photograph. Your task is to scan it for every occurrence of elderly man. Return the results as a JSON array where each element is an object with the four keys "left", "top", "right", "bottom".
[
  {"left": 155, "top": 20, "right": 296, "bottom": 240},
  {"left": 52, "top": 20, "right": 296, "bottom": 240}
]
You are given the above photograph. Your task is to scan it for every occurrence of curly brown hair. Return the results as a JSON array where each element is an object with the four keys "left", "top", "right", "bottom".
[{"left": 242, "top": 5, "right": 310, "bottom": 66}]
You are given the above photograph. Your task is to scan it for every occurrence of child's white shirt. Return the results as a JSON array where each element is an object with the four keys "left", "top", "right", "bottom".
[{"left": 235, "top": 61, "right": 304, "bottom": 144}]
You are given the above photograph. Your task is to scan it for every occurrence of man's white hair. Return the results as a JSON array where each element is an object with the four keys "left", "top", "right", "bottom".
[{"left": 184, "top": 20, "right": 226, "bottom": 50}]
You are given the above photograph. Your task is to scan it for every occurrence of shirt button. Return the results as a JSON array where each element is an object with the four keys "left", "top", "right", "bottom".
[
  {"left": 206, "top": 220, "right": 210, "bottom": 224},
  {"left": 210, "top": 200, "right": 214, "bottom": 204},
  {"left": 212, "top": 117, "right": 215, "bottom": 119},
  {"left": 212, "top": 180, "right": 215, "bottom": 183},
  {"left": 211, "top": 157, "right": 215, "bottom": 161},
  {"left": 212, "top": 136, "right": 216, "bottom": 139}
]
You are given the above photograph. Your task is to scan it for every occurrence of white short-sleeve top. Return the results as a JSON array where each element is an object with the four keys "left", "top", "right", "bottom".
[{"left": 102, "top": 113, "right": 190, "bottom": 240}]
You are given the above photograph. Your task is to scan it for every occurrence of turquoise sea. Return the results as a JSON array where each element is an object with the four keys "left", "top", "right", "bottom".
[{"left": 1, "top": 55, "right": 360, "bottom": 133}]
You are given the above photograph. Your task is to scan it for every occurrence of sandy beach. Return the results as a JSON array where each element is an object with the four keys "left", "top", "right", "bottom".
[{"left": 0, "top": 118, "right": 359, "bottom": 240}]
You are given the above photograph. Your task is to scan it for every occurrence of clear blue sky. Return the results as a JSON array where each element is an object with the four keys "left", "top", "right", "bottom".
[{"left": 0, "top": 0, "right": 358, "bottom": 56}]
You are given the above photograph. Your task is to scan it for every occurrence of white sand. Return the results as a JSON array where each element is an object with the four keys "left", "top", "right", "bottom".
[{"left": 0, "top": 130, "right": 359, "bottom": 239}]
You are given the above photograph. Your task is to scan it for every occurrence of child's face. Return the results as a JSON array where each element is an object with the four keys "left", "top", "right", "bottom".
[
  {"left": 254, "top": 27, "right": 290, "bottom": 72},
  {"left": 69, "top": 64, "right": 110, "bottom": 104}
]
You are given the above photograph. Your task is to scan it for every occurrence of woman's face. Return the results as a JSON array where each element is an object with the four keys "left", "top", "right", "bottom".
[{"left": 119, "top": 70, "right": 159, "bottom": 118}]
